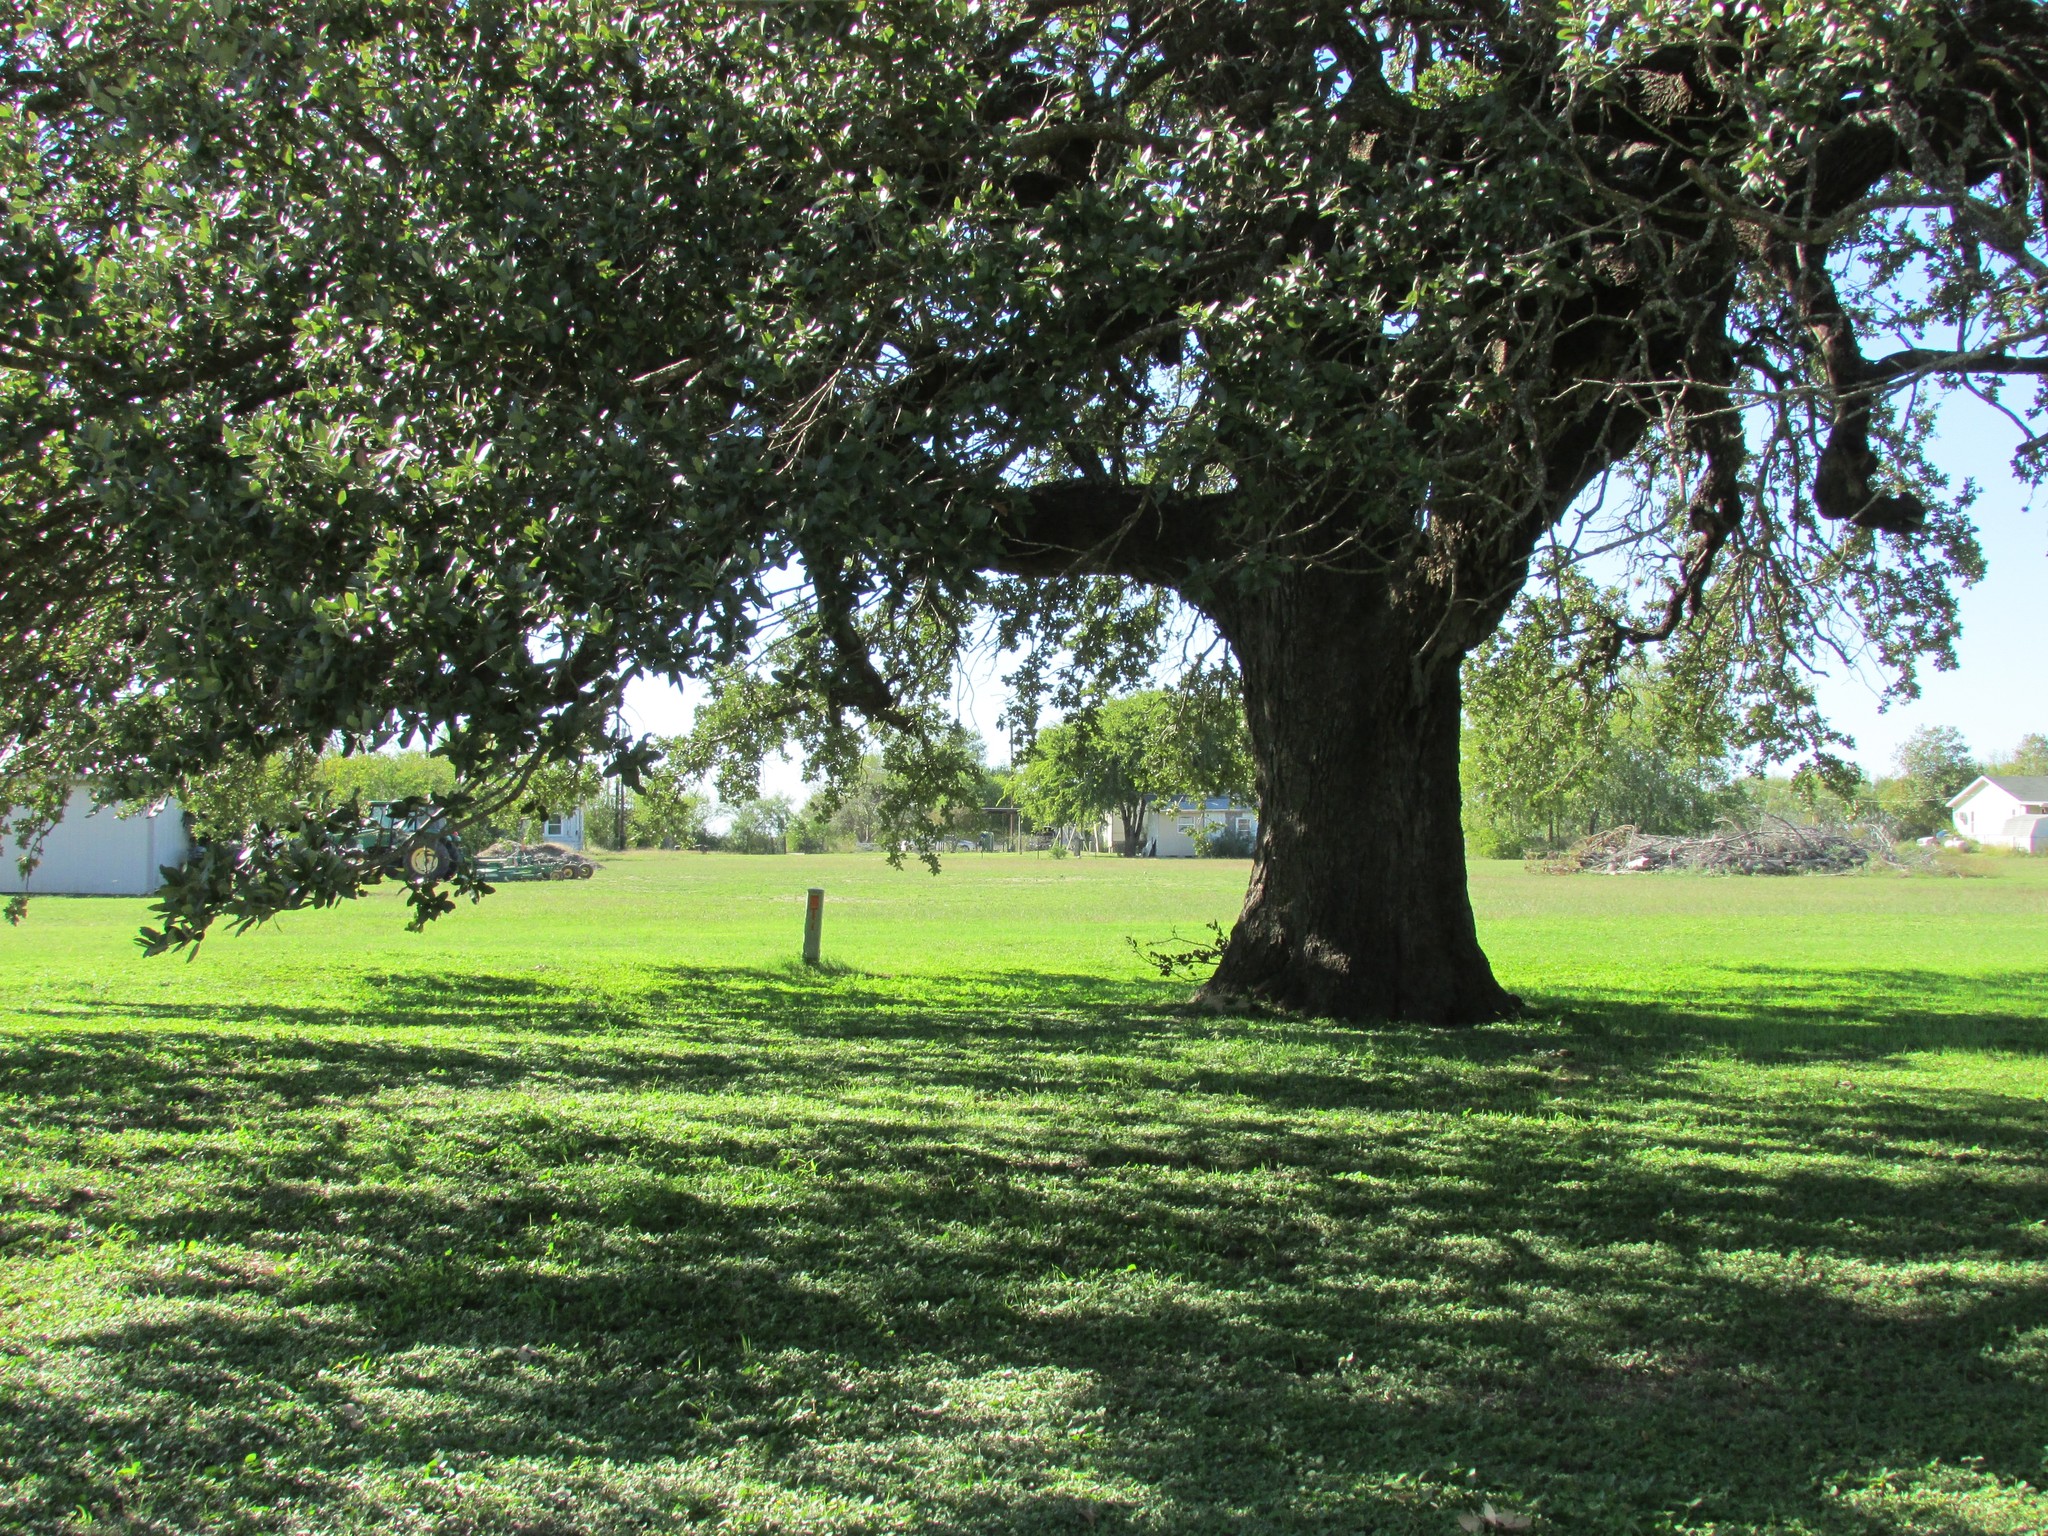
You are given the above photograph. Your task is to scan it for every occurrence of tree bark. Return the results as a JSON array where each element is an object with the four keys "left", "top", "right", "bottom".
[
  {"left": 1198, "top": 568, "right": 1520, "bottom": 1026},
  {"left": 1116, "top": 793, "right": 1149, "bottom": 857}
]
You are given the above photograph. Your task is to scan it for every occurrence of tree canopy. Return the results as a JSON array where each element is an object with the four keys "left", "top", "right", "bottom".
[
  {"left": 1461, "top": 630, "right": 1743, "bottom": 857},
  {"left": 619, "top": 747, "right": 709, "bottom": 850},
  {"left": 1874, "top": 722, "right": 1981, "bottom": 835},
  {"left": 8, "top": 1, "right": 2048, "bottom": 1017},
  {"left": 1998, "top": 733, "right": 2048, "bottom": 776},
  {"left": 1016, "top": 683, "right": 1252, "bottom": 854}
]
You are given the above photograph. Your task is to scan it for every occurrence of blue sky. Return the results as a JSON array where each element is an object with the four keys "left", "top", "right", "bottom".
[
  {"left": 1812, "top": 393, "right": 2044, "bottom": 771},
  {"left": 624, "top": 392, "right": 2046, "bottom": 799}
]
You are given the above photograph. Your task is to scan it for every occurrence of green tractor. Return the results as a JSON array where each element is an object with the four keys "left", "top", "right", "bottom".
[{"left": 356, "top": 801, "right": 460, "bottom": 884}]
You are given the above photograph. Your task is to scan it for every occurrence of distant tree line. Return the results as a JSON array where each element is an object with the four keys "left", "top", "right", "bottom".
[
  {"left": 1460, "top": 619, "right": 2042, "bottom": 854},
  {"left": 176, "top": 668, "right": 2028, "bottom": 865},
  {"left": 171, "top": 747, "right": 610, "bottom": 852},
  {"left": 1774, "top": 727, "right": 2046, "bottom": 841}
]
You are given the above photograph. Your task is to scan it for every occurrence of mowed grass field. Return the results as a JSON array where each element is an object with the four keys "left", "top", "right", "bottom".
[{"left": 0, "top": 853, "right": 2044, "bottom": 1536}]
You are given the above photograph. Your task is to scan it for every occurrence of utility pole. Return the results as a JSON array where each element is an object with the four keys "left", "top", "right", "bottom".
[{"left": 610, "top": 706, "right": 629, "bottom": 851}]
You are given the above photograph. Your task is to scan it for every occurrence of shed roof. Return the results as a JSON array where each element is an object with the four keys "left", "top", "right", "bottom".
[{"left": 1947, "top": 774, "right": 2048, "bottom": 808}]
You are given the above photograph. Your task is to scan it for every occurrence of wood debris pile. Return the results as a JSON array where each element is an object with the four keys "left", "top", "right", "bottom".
[{"left": 1544, "top": 820, "right": 1910, "bottom": 876}]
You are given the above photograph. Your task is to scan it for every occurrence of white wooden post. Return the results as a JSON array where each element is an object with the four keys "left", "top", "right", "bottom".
[{"left": 802, "top": 887, "right": 824, "bottom": 966}]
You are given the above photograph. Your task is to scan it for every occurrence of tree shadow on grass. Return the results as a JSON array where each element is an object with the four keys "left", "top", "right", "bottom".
[
  {"left": 1, "top": 962, "right": 2044, "bottom": 1533},
  {"left": 10, "top": 1110, "right": 2043, "bottom": 1534},
  {"left": 1525, "top": 963, "right": 2048, "bottom": 1061},
  {"left": 16, "top": 968, "right": 652, "bottom": 1035}
]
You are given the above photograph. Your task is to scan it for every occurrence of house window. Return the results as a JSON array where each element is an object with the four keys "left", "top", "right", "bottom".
[{"left": 543, "top": 815, "right": 566, "bottom": 837}]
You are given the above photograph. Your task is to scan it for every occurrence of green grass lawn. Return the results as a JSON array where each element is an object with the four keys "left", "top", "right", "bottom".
[{"left": 0, "top": 852, "right": 2043, "bottom": 1535}]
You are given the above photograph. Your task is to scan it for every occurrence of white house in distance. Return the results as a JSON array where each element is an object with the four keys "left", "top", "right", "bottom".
[
  {"left": 540, "top": 807, "right": 586, "bottom": 850},
  {"left": 0, "top": 785, "right": 192, "bottom": 896},
  {"left": 1104, "top": 795, "right": 1259, "bottom": 857},
  {"left": 1948, "top": 775, "right": 2048, "bottom": 852}
]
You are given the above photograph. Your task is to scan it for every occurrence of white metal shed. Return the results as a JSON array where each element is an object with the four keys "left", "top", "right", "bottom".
[
  {"left": 0, "top": 786, "right": 190, "bottom": 897},
  {"left": 1997, "top": 814, "right": 2048, "bottom": 855}
]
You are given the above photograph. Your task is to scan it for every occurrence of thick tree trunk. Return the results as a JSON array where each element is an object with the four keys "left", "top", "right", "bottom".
[
  {"left": 1117, "top": 794, "right": 1149, "bottom": 857},
  {"left": 1200, "top": 569, "right": 1520, "bottom": 1026}
]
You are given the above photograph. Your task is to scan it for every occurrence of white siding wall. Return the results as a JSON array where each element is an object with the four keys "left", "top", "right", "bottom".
[
  {"left": 1153, "top": 815, "right": 1201, "bottom": 858},
  {"left": 1953, "top": 787, "right": 2022, "bottom": 841},
  {"left": 0, "top": 787, "right": 190, "bottom": 896},
  {"left": 1997, "top": 815, "right": 2048, "bottom": 854},
  {"left": 541, "top": 808, "right": 585, "bottom": 850},
  {"left": 1104, "top": 803, "right": 1258, "bottom": 857}
]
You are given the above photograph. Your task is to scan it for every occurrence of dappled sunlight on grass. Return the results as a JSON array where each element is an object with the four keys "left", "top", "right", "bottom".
[{"left": 0, "top": 854, "right": 2043, "bottom": 1532}]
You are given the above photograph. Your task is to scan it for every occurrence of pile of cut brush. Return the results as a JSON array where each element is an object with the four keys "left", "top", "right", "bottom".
[{"left": 1544, "top": 819, "right": 1911, "bottom": 876}]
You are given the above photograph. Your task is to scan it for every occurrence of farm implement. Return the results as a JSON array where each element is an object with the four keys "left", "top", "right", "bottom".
[{"left": 473, "top": 844, "right": 596, "bottom": 882}]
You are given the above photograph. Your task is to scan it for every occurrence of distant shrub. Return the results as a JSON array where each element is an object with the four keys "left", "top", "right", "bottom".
[
  {"left": 1464, "top": 820, "right": 1532, "bottom": 860},
  {"left": 1191, "top": 822, "right": 1255, "bottom": 859}
]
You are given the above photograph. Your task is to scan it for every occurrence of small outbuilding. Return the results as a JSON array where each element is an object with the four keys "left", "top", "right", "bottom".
[
  {"left": 1947, "top": 775, "right": 2048, "bottom": 851},
  {"left": 1992, "top": 814, "right": 2048, "bottom": 854},
  {"left": 0, "top": 786, "right": 191, "bottom": 897},
  {"left": 1104, "top": 795, "right": 1259, "bottom": 858},
  {"left": 539, "top": 807, "right": 587, "bottom": 850}
]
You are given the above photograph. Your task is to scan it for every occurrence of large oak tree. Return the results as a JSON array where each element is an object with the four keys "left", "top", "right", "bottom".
[{"left": 6, "top": 0, "right": 2048, "bottom": 1019}]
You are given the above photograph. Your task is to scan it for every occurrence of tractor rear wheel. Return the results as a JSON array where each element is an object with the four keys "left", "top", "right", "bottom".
[{"left": 402, "top": 836, "right": 455, "bottom": 883}]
